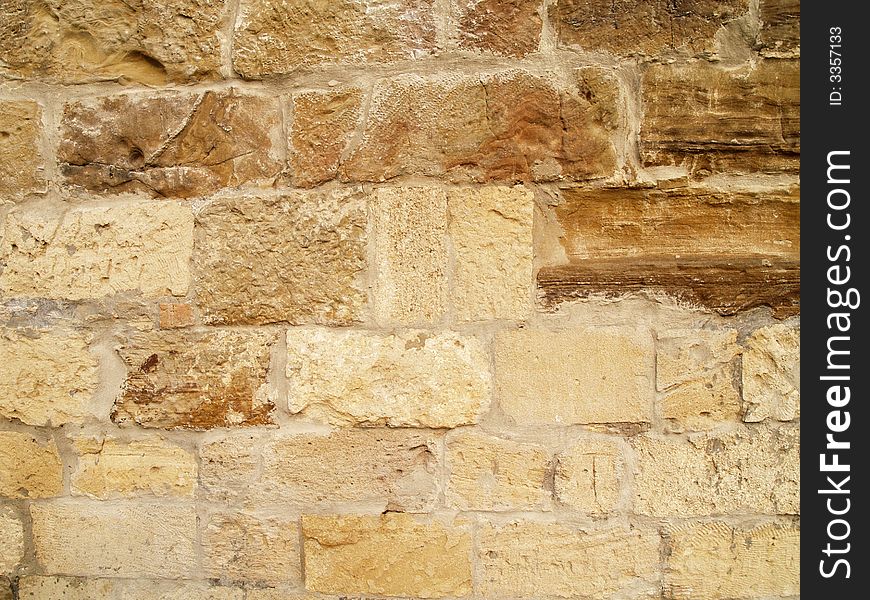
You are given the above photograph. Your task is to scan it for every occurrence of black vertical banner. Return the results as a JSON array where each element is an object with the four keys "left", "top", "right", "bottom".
[{"left": 803, "top": 3, "right": 869, "bottom": 596}]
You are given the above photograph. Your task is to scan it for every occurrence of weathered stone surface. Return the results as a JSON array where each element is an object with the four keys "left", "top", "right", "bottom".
[
  {"left": 658, "top": 329, "right": 742, "bottom": 431},
  {"left": 633, "top": 425, "right": 799, "bottom": 516},
  {"left": 233, "top": 0, "right": 437, "bottom": 78},
  {"left": 371, "top": 187, "right": 448, "bottom": 325},
  {"left": 340, "top": 69, "right": 617, "bottom": 183},
  {"left": 0, "top": 330, "right": 99, "bottom": 426},
  {"left": 194, "top": 191, "right": 367, "bottom": 326},
  {"left": 0, "top": 508, "right": 23, "bottom": 572},
  {"left": 112, "top": 329, "right": 276, "bottom": 430},
  {"left": 554, "top": 437, "right": 623, "bottom": 512},
  {"left": 641, "top": 61, "right": 800, "bottom": 175},
  {"left": 553, "top": 186, "right": 800, "bottom": 260},
  {"left": 303, "top": 514, "right": 472, "bottom": 598},
  {"left": 288, "top": 87, "right": 364, "bottom": 187},
  {"left": 31, "top": 502, "right": 197, "bottom": 577},
  {"left": 454, "top": 0, "right": 542, "bottom": 57},
  {"left": 742, "top": 324, "right": 800, "bottom": 422},
  {"left": 71, "top": 437, "right": 197, "bottom": 499},
  {"left": 159, "top": 303, "right": 194, "bottom": 329},
  {"left": 0, "top": 577, "right": 10, "bottom": 600},
  {"left": 0, "top": 101, "right": 44, "bottom": 196},
  {"left": 204, "top": 513, "right": 301, "bottom": 585},
  {"left": 446, "top": 432, "right": 551, "bottom": 511},
  {"left": 59, "top": 91, "right": 282, "bottom": 197},
  {"left": 201, "top": 429, "right": 439, "bottom": 511},
  {"left": 759, "top": 0, "right": 800, "bottom": 57},
  {"left": 494, "top": 327, "right": 654, "bottom": 425},
  {"left": 18, "top": 577, "right": 244, "bottom": 600},
  {"left": 1, "top": 201, "right": 193, "bottom": 300},
  {"left": 449, "top": 186, "right": 534, "bottom": 321},
  {"left": 479, "top": 521, "right": 660, "bottom": 598},
  {"left": 665, "top": 522, "right": 800, "bottom": 599},
  {"left": 537, "top": 257, "right": 801, "bottom": 318},
  {"left": 286, "top": 328, "right": 491, "bottom": 428},
  {"left": 0, "top": 0, "right": 225, "bottom": 84},
  {"left": 0, "top": 431, "right": 63, "bottom": 498},
  {"left": 554, "top": 0, "right": 748, "bottom": 56}
]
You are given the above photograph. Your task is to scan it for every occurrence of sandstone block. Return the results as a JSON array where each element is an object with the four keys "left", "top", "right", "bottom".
[
  {"left": 0, "top": 100, "right": 44, "bottom": 196},
  {"left": 233, "top": 0, "right": 436, "bottom": 78},
  {"left": 665, "top": 522, "right": 800, "bottom": 599},
  {"left": 641, "top": 61, "right": 800, "bottom": 175},
  {"left": 494, "top": 327, "right": 654, "bottom": 425},
  {"left": 0, "top": 201, "right": 193, "bottom": 300},
  {"left": 446, "top": 432, "right": 551, "bottom": 511},
  {"left": 0, "top": 330, "right": 99, "bottom": 426},
  {"left": 0, "top": 432, "right": 63, "bottom": 499},
  {"left": 479, "top": 521, "right": 660, "bottom": 598},
  {"left": 159, "top": 303, "right": 194, "bottom": 329},
  {"left": 194, "top": 191, "right": 367, "bottom": 326},
  {"left": 759, "top": 0, "right": 800, "bottom": 57},
  {"left": 17, "top": 577, "right": 244, "bottom": 600},
  {"left": 449, "top": 186, "right": 534, "bottom": 321},
  {"left": 59, "top": 90, "right": 282, "bottom": 197},
  {"left": 286, "top": 328, "right": 491, "bottom": 428},
  {"left": 303, "top": 514, "right": 472, "bottom": 598},
  {"left": 742, "top": 324, "right": 800, "bottom": 422},
  {"left": 371, "top": 187, "right": 448, "bottom": 325},
  {"left": 71, "top": 437, "right": 197, "bottom": 499},
  {"left": 0, "top": 508, "right": 24, "bottom": 572},
  {"left": 633, "top": 425, "right": 799, "bottom": 516},
  {"left": 31, "top": 502, "right": 197, "bottom": 578},
  {"left": 112, "top": 329, "right": 276, "bottom": 430},
  {"left": 657, "top": 329, "right": 741, "bottom": 390},
  {"left": 204, "top": 513, "right": 301, "bottom": 585},
  {"left": 201, "top": 429, "right": 439, "bottom": 511},
  {"left": 662, "top": 370, "right": 742, "bottom": 432},
  {"left": 0, "top": 0, "right": 225, "bottom": 84},
  {"left": 340, "top": 69, "right": 617, "bottom": 183},
  {"left": 288, "top": 87, "right": 364, "bottom": 187},
  {"left": 554, "top": 437, "right": 624, "bottom": 513},
  {"left": 454, "top": 0, "right": 542, "bottom": 57},
  {"left": 554, "top": 0, "right": 748, "bottom": 56}
]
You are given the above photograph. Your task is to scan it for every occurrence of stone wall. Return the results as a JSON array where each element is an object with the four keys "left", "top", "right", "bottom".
[{"left": 1, "top": 1, "right": 800, "bottom": 598}]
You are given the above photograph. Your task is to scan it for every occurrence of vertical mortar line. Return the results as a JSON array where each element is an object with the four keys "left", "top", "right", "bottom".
[
  {"left": 614, "top": 61, "right": 646, "bottom": 183},
  {"left": 444, "top": 187, "right": 458, "bottom": 329},
  {"left": 39, "top": 87, "right": 64, "bottom": 199},
  {"left": 277, "top": 91, "right": 293, "bottom": 187},
  {"left": 434, "top": 0, "right": 454, "bottom": 53},
  {"left": 539, "top": 0, "right": 559, "bottom": 55},
  {"left": 222, "top": 0, "right": 244, "bottom": 80},
  {"left": 364, "top": 183, "right": 380, "bottom": 329}
]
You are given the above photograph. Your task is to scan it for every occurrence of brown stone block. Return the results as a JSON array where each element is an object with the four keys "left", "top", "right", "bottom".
[
  {"left": 454, "top": 0, "right": 543, "bottom": 57},
  {"left": 759, "top": 0, "right": 800, "bottom": 57}
]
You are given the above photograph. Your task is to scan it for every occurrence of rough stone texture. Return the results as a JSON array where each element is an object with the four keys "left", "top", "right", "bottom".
[
  {"left": 17, "top": 577, "right": 244, "bottom": 600},
  {"left": 446, "top": 432, "right": 551, "bottom": 511},
  {"left": 554, "top": 0, "right": 749, "bottom": 56},
  {"left": 449, "top": 186, "right": 534, "bottom": 321},
  {"left": 0, "top": 508, "right": 24, "bottom": 572},
  {"left": 554, "top": 437, "right": 623, "bottom": 513},
  {"left": 658, "top": 329, "right": 742, "bottom": 431},
  {"left": 0, "top": 330, "right": 99, "bottom": 427},
  {"left": 204, "top": 513, "right": 301, "bottom": 585},
  {"left": 232, "top": 0, "right": 437, "bottom": 78},
  {"left": 71, "top": 437, "right": 197, "bottom": 499},
  {"left": 641, "top": 60, "right": 800, "bottom": 176},
  {"left": 665, "top": 522, "right": 800, "bottom": 599},
  {"left": 303, "top": 514, "right": 472, "bottom": 598},
  {"left": 454, "top": 0, "right": 542, "bottom": 57},
  {"left": 112, "top": 329, "right": 276, "bottom": 430},
  {"left": 31, "top": 502, "right": 197, "bottom": 578},
  {"left": 194, "top": 191, "right": 367, "bottom": 326},
  {"left": 288, "top": 87, "right": 364, "bottom": 187},
  {"left": 201, "top": 429, "right": 439, "bottom": 511},
  {"left": 340, "top": 69, "right": 617, "bottom": 183},
  {"left": 553, "top": 186, "right": 800, "bottom": 260},
  {"left": 286, "top": 328, "right": 492, "bottom": 428},
  {"left": 0, "top": 100, "right": 44, "bottom": 196},
  {"left": 479, "top": 521, "right": 660, "bottom": 598},
  {"left": 759, "top": 0, "right": 800, "bottom": 57},
  {"left": 0, "top": 577, "right": 9, "bottom": 600},
  {"left": 0, "top": 0, "right": 225, "bottom": 84},
  {"left": 494, "top": 327, "right": 654, "bottom": 425},
  {"left": 58, "top": 91, "right": 282, "bottom": 197},
  {"left": 742, "top": 324, "right": 800, "bottom": 422},
  {"left": 0, "top": 431, "right": 63, "bottom": 498},
  {"left": 159, "top": 303, "right": 194, "bottom": 329},
  {"left": 371, "top": 187, "right": 448, "bottom": 325},
  {"left": 0, "top": 201, "right": 193, "bottom": 300},
  {"left": 633, "top": 425, "right": 799, "bottom": 516}
]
